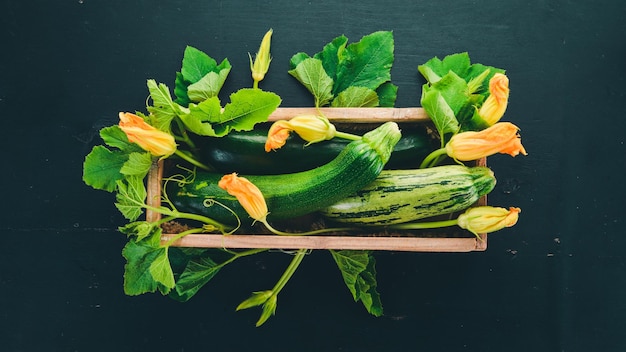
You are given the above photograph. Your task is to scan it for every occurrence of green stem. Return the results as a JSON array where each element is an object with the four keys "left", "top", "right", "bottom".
[
  {"left": 419, "top": 147, "right": 448, "bottom": 169},
  {"left": 334, "top": 130, "right": 362, "bottom": 141},
  {"left": 253, "top": 80, "right": 259, "bottom": 90},
  {"left": 271, "top": 249, "right": 307, "bottom": 295},
  {"left": 142, "top": 202, "right": 232, "bottom": 233},
  {"left": 163, "top": 227, "right": 206, "bottom": 247},
  {"left": 387, "top": 218, "right": 459, "bottom": 230},
  {"left": 173, "top": 150, "right": 213, "bottom": 171},
  {"left": 173, "top": 118, "right": 197, "bottom": 149},
  {"left": 222, "top": 248, "right": 269, "bottom": 266}
]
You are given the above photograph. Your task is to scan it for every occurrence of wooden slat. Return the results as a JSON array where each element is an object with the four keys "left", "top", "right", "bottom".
[
  {"left": 268, "top": 107, "right": 430, "bottom": 123},
  {"left": 160, "top": 233, "right": 487, "bottom": 252}
]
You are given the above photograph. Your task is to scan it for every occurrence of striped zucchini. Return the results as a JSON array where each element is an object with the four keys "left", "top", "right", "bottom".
[
  {"left": 320, "top": 165, "right": 496, "bottom": 226},
  {"left": 168, "top": 122, "right": 402, "bottom": 225}
]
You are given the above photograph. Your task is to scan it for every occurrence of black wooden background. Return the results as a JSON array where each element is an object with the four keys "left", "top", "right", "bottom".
[{"left": 2, "top": 1, "right": 625, "bottom": 351}]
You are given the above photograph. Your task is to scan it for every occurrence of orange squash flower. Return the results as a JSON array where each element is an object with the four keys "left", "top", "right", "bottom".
[
  {"left": 445, "top": 122, "right": 527, "bottom": 161},
  {"left": 218, "top": 173, "right": 268, "bottom": 222},
  {"left": 265, "top": 115, "right": 336, "bottom": 152},
  {"left": 478, "top": 73, "right": 509, "bottom": 126},
  {"left": 457, "top": 206, "right": 521, "bottom": 235},
  {"left": 118, "top": 112, "right": 176, "bottom": 157},
  {"left": 264, "top": 120, "right": 292, "bottom": 152}
]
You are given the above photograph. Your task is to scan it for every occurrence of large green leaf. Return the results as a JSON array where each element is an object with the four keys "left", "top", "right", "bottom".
[
  {"left": 122, "top": 229, "right": 175, "bottom": 296},
  {"left": 83, "top": 146, "right": 127, "bottom": 192},
  {"left": 175, "top": 46, "right": 232, "bottom": 106},
  {"left": 171, "top": 256, "right": 222, "bottom": 302},
  {"left": 180, "top": 88, "right": 281, "bottom": 137},
  {"left": 187, "top": 67, "right": 231, "bottom": 102},
  {"left": 120, "top": 152, "right": 152, "bottom": 178},
  {"left": 429, "top": 71, "right": 471, "bottom": 116},
  {"left": 99, "top": 125, "right": 143, "bottom": 153},
  {"left": 114, "top": 175, "right": 147, "bottom": 221},
  {"left": 313, "top": 35, "right": 348, "bottom": 80},
  {"left": 331, "top": 86, "right": 379, "bottom": 107},
  {"left": 288, "top": 57, "right": 334, "bottom": 107},
  {"left": 333, "top": 31, "right": 394, "bottom": 96},
  {"left": 330, "top": 250, "right": 383, "bottom": 317},
  {"left": 420, "top": 88, "right": 460, "bottom": 143},
  {"left": 146, "top": 80, "right": 187, "bottom": 132}
]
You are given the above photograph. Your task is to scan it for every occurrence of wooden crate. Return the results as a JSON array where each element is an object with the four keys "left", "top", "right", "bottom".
[{"left": 147, "top": 107, "right": 488, "bottom": 252}]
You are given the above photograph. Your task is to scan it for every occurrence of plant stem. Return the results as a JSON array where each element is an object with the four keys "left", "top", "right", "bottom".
[
  {"left": 387, "top": 218, "right": 459, "bottom": 230},
  {"left": 222, "top": 248, "right": 268, "bottom": 266},
  {"left": 142, "top": 202, "right": 232, "bottom": 233},
  {"left": 271, "top": 249, "right": 307, "bottom": 295},
  {"left": 334, "top": 130, "right": 362, "bottom": 141},
  {"left": 173, "top": 150, "right": 213, "bottom": 171},
  {"left": 419, "top": 147, "right": 448, "bottom": 169}
]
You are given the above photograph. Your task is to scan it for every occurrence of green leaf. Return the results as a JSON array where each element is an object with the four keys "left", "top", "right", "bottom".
[
  {"left": 114, "top": 175, "right": 147, "bottom": 221},
  {"left": 146, "top": 80, "right": 187, "bottom": 132},
  {"left": 119, "top": 221, "right": 160, "bottom": 242},
  {"left": 175, "top": 46, "right": 231, "bottom": 105},
  {"left": 330, "top": 250, "right": 383, "bottom": 317},
  {"left": 420, "top": 88, "right": 460, "bottom": 142},
  {"left": 83, "top": 146, "right": 127, "bottom": 192},
  {"left": 180, "top": 46, "right": 218, "bottom": 83},
  {"left": 120, "top": 152, "right": 153, "bottom": 178},
  {"left": 288, "top": 52, "right": 311, "bottom": 69},
  {"left": 429, "top": 71, "right": 470, "bottom": 115},
  {"left": 180, "top": 88, "right": 281, "bottom": 137},
  {"left": 187, "top": 67, "right": 231, "bottom": 102},
  {"left": 172, "top": 256, "right": 223, "bottom": 302},
  {"left": 150, "top": 248, "right": 175, "bottom": 294},
  {"left": 99, "top": 126, "right": 143, "bottom": 153},
  {"left": 418, "top": 52, "right": 471, "bottom": 84},
  {"left": 418, "top": 52, "right": 505, "bottom": 94},
  {"left": 122, "top": 229, "right": 174, "bottom": 296},
  {"left": 375, "top": 82, "right": 398, "bottom": 107},
  {"left": 333, "top": 31, "right": 394, "bottom": 95},
  {"left": 331, "top": 86, "right": 379, "bottom": 107},
  {"left": 313, "top": 35, "right": 348, "bottom": 80},
  {"left": 288, "top": 57, "right": 334, "bottom": 107}
]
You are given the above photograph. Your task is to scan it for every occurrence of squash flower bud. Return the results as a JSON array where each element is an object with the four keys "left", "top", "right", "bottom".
[
  {"left": 218, "top": 173, "right": 269, "bottom": 222},
  {"left": 445, "top": 122, "right": 527, "bottom": 161},
  {"left": 118, "top": 112, "right": 176, "bottom": 157},
  {"left": 250, "top": 29, "right": 273, "bottom": 85},
  {"left": 477, "top": 73, "right": 509, "bottom": 126},
  {"left": 458, "top": 206, "right": 521, "bottom": 236},
  {"left": 265, "top": 115, "right": 336, "bottom": 152}
]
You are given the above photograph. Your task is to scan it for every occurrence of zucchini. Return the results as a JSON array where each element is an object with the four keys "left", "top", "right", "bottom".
[
  {"left": 193, "top": 123, "right": 436, "bottom": 174},
  {"left": 320, "top": 165, "right": 496, "bottom": 226},
  {"left": 168, "top": 122, "right": 402, "bottom": 225}
]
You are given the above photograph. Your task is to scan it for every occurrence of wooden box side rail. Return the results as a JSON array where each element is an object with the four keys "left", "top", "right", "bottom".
[{"left": 146, "top": 107, "right": 488, "bottom": 252}]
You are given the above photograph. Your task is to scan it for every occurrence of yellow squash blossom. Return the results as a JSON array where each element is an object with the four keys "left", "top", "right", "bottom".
[
  {"left": 478, "top": 73, "right": 509, "bottom": 126},
  {"left": 118, "top": 112, "right": 176, "bottom": 157},
  {"left": 445, "top": 122, "right": 527, "bottom": 161},
  {"left": 265, "top": 115, "right": 336, "bottom": 152},
  {"left": 250, "top": 29, "right": 273, "bottom": 85},
  {"left": 457, "top": 206, "right": 521, "bottom": 235},
  {"left": 218, "top": 173, "right": 268, "bottom": 222}
]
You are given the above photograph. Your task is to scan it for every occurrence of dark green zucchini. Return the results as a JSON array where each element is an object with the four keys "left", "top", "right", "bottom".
[
  {"left": 168, "top": 122, "right": 402, "bottom": 225},
  {"left": 192, "top": 122, "right": 436, "bottom": 174}
]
